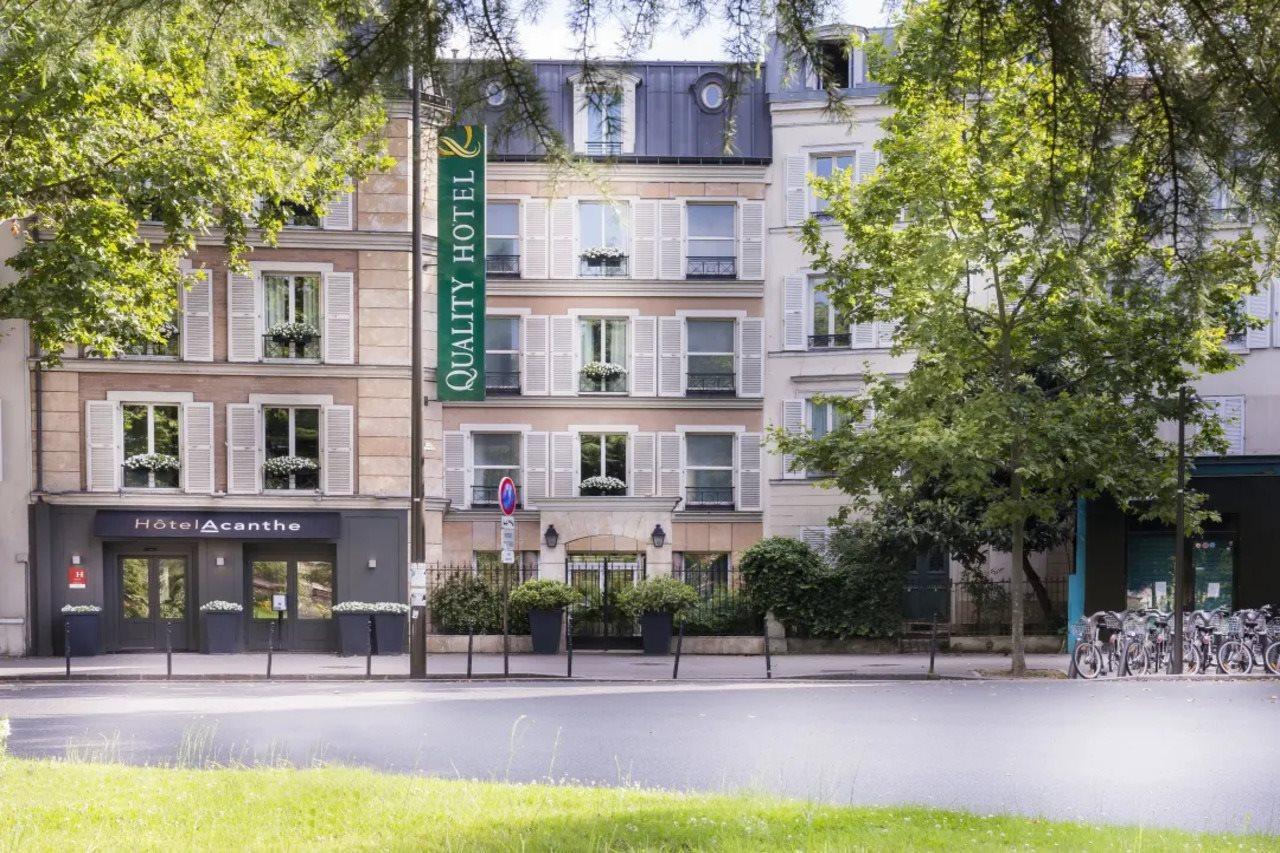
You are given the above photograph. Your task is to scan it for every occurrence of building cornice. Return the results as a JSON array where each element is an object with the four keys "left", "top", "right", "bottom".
[
  {"left": 137, "top": 225, "right": 435, "bottom": 254},
  {"left": 532, "top": 497, "right": 683, "bottom": 513},
  {"left": 42, "top": 358, "right": 417, "bottom": 381},
  {"left": 489, "top": 279, "right": 764, "bottom": 298},
  {"left": 488, "top": 162, "right": 768, "bottom": 183},
  {"left": 441, "top": 396, "right": 762, "bottom": 410},
  {"left": 35, "top": 492, "right": 416, "bottom": 511}
]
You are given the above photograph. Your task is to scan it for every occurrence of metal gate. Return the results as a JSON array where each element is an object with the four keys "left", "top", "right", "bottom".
[{"left": 566, "top": 553, "right": 645, "bottom": 649}]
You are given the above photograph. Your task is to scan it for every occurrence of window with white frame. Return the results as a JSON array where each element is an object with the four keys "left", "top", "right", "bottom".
[
  {"left": 585, "top": 88, "right": 623, "bottom": 155},
  {"left": 263, "top": 272, "right": 321, "bottom": 360},
  {"left": 686, "top": 319, "right": 736, "bottom": 396},
  {"left": 810, "top": 282, "right": 853, "bottom": 348},
  {"left": 263, "top": 406, "right": 320, "bottom": 491},
  {"left": 805, "top": 399, "right": 846, "bottom": 478},
  {"left": 472, "top": 433, "right": 520, "bottom": 505},
  {"left": 485, "top": 316, "right": 521, "bottom": 395},
  {"left": 486, "top": 201, "right": 521, "bottom": 277},
  {"left": 579, "top": 433, "right": 628, "bottom": 495},
  {"left": 579, "top": 317, "right": 629, "bottom": 393},
  {"left": 810, "top": 153, "right": 854, "bottom": 217},
  {"left": 686, "top": 203, "right": 736, "bottom": 279},
  {"left": 815, "top": 40, "right": 854, "bottom": 88},
  {"left": 122, "top": 290, "right": 180, "bottom": 359},
  {"left": 686, "top": 434, "right": 734, "bottom": 508},
  {"left": 121, "top": 404, "right": 180, "bottom": 489},
  {"left": 578, "top": 201, "right": 630, "bottom": 277}
]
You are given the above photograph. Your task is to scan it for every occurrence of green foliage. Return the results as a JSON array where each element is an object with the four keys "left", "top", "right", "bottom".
[
  {"left": 615, "top": 577, "right": 698, "bottom": 618},
  {"left": 737, "top": 537, "right": 827, "bottom": 631},
  {"left": 507, "top": 579, "right": 582, "bottom": 613},
  {"left": 679, "top": 594, "right": 764, "bottom": 637},
  {"left": 428, "top": 575, "right": 501, "bottom": 634}
]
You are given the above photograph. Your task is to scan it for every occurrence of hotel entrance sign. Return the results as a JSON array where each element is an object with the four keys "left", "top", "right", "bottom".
[{"left": 437, "top": 125, "right": 487, "bottom": 401}]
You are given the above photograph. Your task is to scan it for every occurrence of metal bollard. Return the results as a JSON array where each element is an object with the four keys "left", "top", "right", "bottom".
[
  {"left": 928, "top": 612, "right": 938, "bottom": 679},
  {"left": 267, "top": 621, "right": 275, "bottom": 680},
  {"left": 466, "top": 624, "right": 474, "bottom": 679},
  {"left": 672, "top": 618, "right": 685, "bottom": 680},
  {"left": 502, "top": 596, "right": 510, "bottom": 678},
  {"left": 565, "top": 608, "right": 574, "bottom": 678},
  {"left": 366, "top": 615, "right": 374, "bottom": 680},
  {"left": 64, "top": 617, "right": 71, "bottom": 679},
  {"left": 763, "top": 622, "right": 772, "bottom": 680},
  {"left": 166, "top": 621, "right": 173, "bottom": 680}
]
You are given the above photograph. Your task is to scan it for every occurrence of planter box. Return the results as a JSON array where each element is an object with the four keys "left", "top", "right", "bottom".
[
  {"left": 528, "top": 608, "right": 563, "bottom": 654},
  {"left": 639, "top": 612, "right": 674, "bottom": 656},
  {"left": 63, "top": 612, "right": 101, "bottom": 657},
  {"left": 336, "top": 612, "right": 374, "bottom": 656},
  {"left": 373, "top": 612, "right": 407, "bottom": 655},
  {"left": 202, "top": 611, "right": 242, "bottom": 654}
]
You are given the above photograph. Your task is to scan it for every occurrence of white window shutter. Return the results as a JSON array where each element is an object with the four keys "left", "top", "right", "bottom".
[
  {"left": 322, "top": 405, "right": 355, "bottom": 495},
  {"left": 737, "top": 318, "right": 764, "bottom": 398},
  {"left": 323, "top": 271, "right": 355, "bottom": 364},
  {"left": 802, "top": 526, "right": 834, "bottom": 562},
  {"left": 550, "top": 315, "right": 576, "bottom": 396},
  {"left": 631, "top": 432, "right": 656, "bottom": 497},
  {"left": 784, "top": 274, "right": 807, "bottom": 350},
  {"left": 444, "top": 431, "right": 467, "bottom": 508},
  {"left": 182, "top": 403, "right": 215, "bottom": 494},
  {"left": 737, "top": 433, "right": 762, "bottom": 510},
  {"left": 739, "top": 201, "right": 764, "bottom": 280},
  {"left": 631, "top": 316, "right": 657, "bottom": 396},
  {"left": 852, "top": 319, "right": 877, "bottom": 349},
  {"left": 855, "top": 151, "right": 880, "bottom": 185},
  {"left": 85, "top": 400, "right": 119, "bottom": 492},
  {"left": 321, "top": 190, "right": 354, "bottom": 230},
  {"left": 621, "top": 84, "right": 637, "bottom": 154},
  {"left": 522, "top": 431, "right": 549, "bottom": 508},
  {"left": 521, "top": 315, "right": 550, "bottom": 395},
  {"left": 1206, "top": 395, "right": 1245, "bottom": 455},
  {"left": 226, "top": 403, "right": 261, "bottom": 494},
  {"left": 781, "top": 399, "right": 806, "bottom": 479},
  {"left": 180, "top": 269, "right": 213, "bottom": 362},
  {"left": 632, "top": 200, "right": 658, "bottom": 279},
  {"left": 785, "top": 155, "right": 808, "bottom": 225},
  {"left": 657, "top": 316, "right": 684, "bottom": 396},
  {"left": 227, "top": 270, "right": 260, "bottom": 362},
  {"left": 522, "top": 199, "right": 549, "bottom": 279},
  {"left": 658, "top": 201, "right": 684, "bottom": 280},
  {"left": 1246, "top": 283, "right": 1271, "bottom": 349},
  {"left": 657, "top": 432, "right": 683, "bottom": 499},
  {"left": 550, "top": 432, "right": 576, "bottom": 496},
  {"left": 549, "top": 200, "right": 576, "bottom": 279}
]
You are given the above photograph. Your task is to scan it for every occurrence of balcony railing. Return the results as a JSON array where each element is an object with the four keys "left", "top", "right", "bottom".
[
  {"left": 685, "top": 256, "right": 737, "bottom": 280},
  {"left": 579, "top": 257, "right": 629, "bottom": 278},
  {"left": 470, "top": 484, "right": 515, "bottom": 507},
  {"left": 685, "top": 486, "right": 735, "bottom": 509},
  {"left": 485, "top": 370, "right": 521, "bottom": 395},
  {"left": 808, "top": 333, "right": 851, "bottom": 349},
  {"left": 585, "top": 140, "right": 622, "bottom": 156},
  {"left": 486, "top": 254, "right": 521, "bottom": 278},
  {"left": 262, "top": 334, "right": 321, "bottom": 360},
  {"left": 686, "top": 372, "right": 736, "bottom": 396}
]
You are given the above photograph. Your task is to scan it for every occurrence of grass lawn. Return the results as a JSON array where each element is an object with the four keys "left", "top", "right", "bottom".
[{"left": 0, "top": 758, "right": 1273, "bottom": 851}]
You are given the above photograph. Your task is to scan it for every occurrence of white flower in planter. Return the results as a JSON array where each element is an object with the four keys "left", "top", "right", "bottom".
[
  {"left": 263, "top": 455, "right": 319, "bottom": 478},
  {"left": 199, "top": 600, "right": 244, "bottom": 613},
  {"left": 580, "top": 361, "right": 627, "bottom": 380},
  {"left": 332, "top": 601, "right": 377, "bottom": 614},
  {"left": 123, "top": 453, "right": 181, "bottom": 473},
  {"left": 580, "top": 246, "right": 627, "bottom": 262},
  {"left": 266, "top": 320, "right": 321, "bottom": 344},
  {"left": 60, "top": 604, "right": 102, "bottom": 614},
  {"left": 579, "top": 475, "right": 627, "bottom": 494}
]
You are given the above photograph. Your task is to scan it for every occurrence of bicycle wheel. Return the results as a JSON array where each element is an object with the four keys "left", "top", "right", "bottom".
[
  {"left": 1264, "top": 641, "right": 1280, "bottom": 677},
  {"left": 1122, "top": 641, "right": 1147, "bottom": 677},
  {"left": 1074, "top": 642, "right": 1102, "bottom": 679},
  {"left": 1218, "top": 640, "right": 1254, "bottom": 675},
  {"left": 1177, "top": 641, "right": 1200, "bottom": 675}
]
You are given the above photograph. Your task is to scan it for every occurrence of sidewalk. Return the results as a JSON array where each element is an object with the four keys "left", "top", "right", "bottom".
[{"left": 0, "top": 651, "right": 1070, "bottom": 682}]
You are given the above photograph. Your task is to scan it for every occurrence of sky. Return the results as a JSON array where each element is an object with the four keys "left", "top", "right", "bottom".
[{"left": 489, "top": 0, "right": 891, "bottom": 61}]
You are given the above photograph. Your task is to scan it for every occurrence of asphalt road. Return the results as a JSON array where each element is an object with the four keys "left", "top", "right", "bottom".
[{"left": 1, "top": 678, "right": 1277, "bottom": 834}]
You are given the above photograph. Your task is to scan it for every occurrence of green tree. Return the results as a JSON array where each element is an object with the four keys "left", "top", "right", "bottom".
[{"left": 782, "top": 0, "right": 1266, "bottom": 674}]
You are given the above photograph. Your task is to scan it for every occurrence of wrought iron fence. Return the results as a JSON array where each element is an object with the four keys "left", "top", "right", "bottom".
[
  {"left": 485, "top": 371, "right": 521, "bottom": 395},
  {"left": 686, "top": 372, "right": 736, "bottom": 396},
  {"left": 262, "top": 334, "right": 321, "bottom": 360},
  {"left": 950, "top": 578, "right": 1069, "bottom": 635},
  {"left": 685, "top": 486, "right": 735, "bottom": 509},
  {"left": 672, "top": 565, "right": 764, "bottom": 636},
  {"left": 485, "top": 254, "right": 521, "bottom": 277},
  {"left": 685, "top": 256, "right": 737, "bottom": 279},
  {"left": 424, "top": 563, "right": 538, "bottom": 635},
  {"left": 808, "top": 332, "right": 851, "bottom": 349},
  {"left": 579, "top": 257, "right": 629, "bottom": 278}
]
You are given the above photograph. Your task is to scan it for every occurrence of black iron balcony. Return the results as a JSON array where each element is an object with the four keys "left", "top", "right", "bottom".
[
  {"left": 808, "top": 332, "right": 851, "bottom": 349},
  {"left": 579, "top": 256, "right": 629, "bottom": 278},
  {"left": 685, "top": 256, "right": 737, "bottom": 280},
  {"left": 470, "top": 484, "right": 515, "bottom": 507},
  {"left": 685, "top": 486, "right": 735, "bottom": 509},
  {"left": 686, "top": 372, "right": 736, "bottom": 396},
  {"left": 486, "top": 254, "right": 521, "bottom": 277},
  {"left": 585, "top": 140, "right": 622, "bottom": 156},
  {"left": 262, "top": 334, "right": 321, "bottom": 360},
  {"left": 485, "top": 370, "right": 521, "bottom": 395}
]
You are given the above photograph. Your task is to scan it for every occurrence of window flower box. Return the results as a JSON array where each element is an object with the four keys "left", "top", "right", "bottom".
[
  {"left": 579, "top": 361, "right": 627, "bottom": 381},
  {"left": 263, "top": 455, "right": 319, "bottom": 479},
  {"left": 579, "top": 475, "right": 627, "bottom": 496},
  {"left": 266, "top": 321, "right": 321, "bottom": 345},
  {"left": 123, "top": 453, "right": 181, "bottom": 474},
  {"left": 579, "top": 248, "right": 628, "bottom": 277}
]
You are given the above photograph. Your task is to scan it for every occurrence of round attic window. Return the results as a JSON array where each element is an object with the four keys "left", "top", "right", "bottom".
[
  {"left": 484, "top": 81, "right": 507, "bottom": 107},
  {"left": 699, "top": 80, "right": 725, "bottom": 111}
]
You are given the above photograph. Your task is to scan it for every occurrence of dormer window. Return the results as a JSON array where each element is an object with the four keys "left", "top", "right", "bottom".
[
  {"left": 809, "top": 27, "right": 867, "bottom": 90},
  {"left": 571, "top": 72, "right": 639, "bottom": 156},
  {"left": 586, "top": 88, "right": 622, "bottom": 156},
  {"left": 817, "top": 41, "right": 851, "bottom": 88}
]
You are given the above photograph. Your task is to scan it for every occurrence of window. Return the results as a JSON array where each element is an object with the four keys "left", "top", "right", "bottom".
[
  {"left": 121, "top": 403, "right": 180, "bottom": 489},
  {"left": 686, "top": 204, "right": 736, "bottom": 279},
  {"left": 1208, "top": 180, "right": 1247, "bottom": 223},
  {"left": 486, "top": 201, "right": 520, "bottom": 277},
  {"left": 472, "top": 432, "right": 520, "bottom": 506},
  {"left": 578, "top": 201, "right": 630, "bottom": 277},
  {"left": 585, "top": 88, "right": 623, "bottom": 155},
  {"left": 810, "top": 284, "right": 853, "bottom": 348},
  {"left": 263, "top": 273, "right": 321, "bottom": 359},
  {"left": 675, "top": 552, "right": 731, "bottom": 594},
  {"left": 263, "top": 406, "right": 320, "bottom": 491},
  {"left": 810, "top": 153, "right": 854, "bottom": 217},
  {"left": 686, "top": 319, "right": 736, "bottom": 395},
  {"left": 579, "top": 433, "right": 628, "bottom": 495},
  {"left": 699, "top": 81, "right": 725, "bottom": 111},
  {"left": 686, "top": 434, "right": 734, "bottom": 508},
  {"left": 484, "top": 80, "right": 507, "bottom": 107},
  {"left": 579, "top": 317, "right": 629, "bottom": 392},
  {"left": 816, "top": 41, "right": 852, "bottom": 88},
  {"left": 805, "top": 399, "right": 845, "bottom": 477},
  {"left": 123, "top": 288, "right": 180, "bottom": 358},
  {"left": 485, "top": 316, "right": 521, "bottom": 395}
]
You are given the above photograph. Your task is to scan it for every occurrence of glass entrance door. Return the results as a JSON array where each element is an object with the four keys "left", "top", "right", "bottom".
[
  {"left": 246, "top": 554, "right": 335, "bottom": 651},
  {"left": 116, "top": 556, "right": 190, "bottom": 650},
  {"left": 1126, "top": 532, "right": 1235, "bottom": 612}
]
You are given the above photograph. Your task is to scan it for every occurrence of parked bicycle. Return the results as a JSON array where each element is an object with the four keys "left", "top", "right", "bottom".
[{"left": 1071, "top": 605, "right": 1279, "bottom": 677}]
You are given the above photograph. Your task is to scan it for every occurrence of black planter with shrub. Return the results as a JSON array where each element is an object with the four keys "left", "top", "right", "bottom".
[
  {"left": 200, "top": 607, "right": 243, "bottom": 654},
  {"left": 373, "top": 608, "right": 409, "bottom": 655},
  {"left": 335, "top": 610, "right": 375, "bottom": 656},
  {"left": 508, "top": 580, "right": 583, "bottom": 655},
  {"left": 527, "top": 608, "right": 564, "bottom": 654},
  {"left": 617, "top": 577, "right": 699, "bottom": 656},
  {"left": 639, "top": 611, "right": 674, "bottom": 655},
  {"left": 61, "top": 608, "right": 102, "bottom": 657}
]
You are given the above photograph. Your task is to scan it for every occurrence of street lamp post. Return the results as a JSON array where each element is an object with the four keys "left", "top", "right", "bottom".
[
  {"left": 1171, "top": 386, "right": 1187, "bottom": 673},
  {"left": 408, "top": 54, "right": 427, "bottom": 680}
]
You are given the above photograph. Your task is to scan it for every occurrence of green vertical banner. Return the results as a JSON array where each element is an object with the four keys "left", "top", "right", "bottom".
[{"left": 437, "top": 125, "right": 486, "bottom": 400}]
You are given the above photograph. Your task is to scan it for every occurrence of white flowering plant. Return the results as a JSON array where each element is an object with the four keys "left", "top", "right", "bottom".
[
  {"left": 199, "top": 600, "right": 244, "bottom": 613},
  {"left": 580, "top": 246, "right": 627, "bottom": 262},
  {"left": 263, "top": 455, "right": 319, "bottom": 478},
  {"left": 580, "top": 361, "right": 627, "bottom": 380},
  {"left": 266, "top": 320, "right": 321, "bottom": 344},
  {"left": 123, "top": 453, "right": 181, "bottom": 473},
  {"left": 60, "top": 604, "right": 101, "bottom": 614},
  {"left": 333, "top": 601, "right": 412, "bottom": 614},
  {"left": 579, "top": 475, "right": 626, "bottom": 495}
]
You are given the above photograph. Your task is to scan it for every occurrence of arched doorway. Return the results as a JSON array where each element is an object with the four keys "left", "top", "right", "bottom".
[{"left": 565, "top": 548, "right": 646, "bottom": 650}]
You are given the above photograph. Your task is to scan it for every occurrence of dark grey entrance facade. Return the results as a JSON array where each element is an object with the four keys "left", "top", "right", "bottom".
[{"left": 29, "top": 504, "right": 407, "bottom": 655}]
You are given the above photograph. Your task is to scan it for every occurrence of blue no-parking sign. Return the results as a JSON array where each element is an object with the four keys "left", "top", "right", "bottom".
[{"left": 498, "top": 477, "right": 518, "bottom": 516}]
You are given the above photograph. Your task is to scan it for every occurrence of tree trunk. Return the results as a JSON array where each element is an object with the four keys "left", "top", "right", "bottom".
[
  {"left": 1021, "top": 553, "right": 1055, "bottom": 626},
  {"left": 1009, "top": 516, "right": 1026, "bottom": 675}
]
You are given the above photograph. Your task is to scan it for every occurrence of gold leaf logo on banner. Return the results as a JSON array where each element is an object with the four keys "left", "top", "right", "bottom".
[{"left": 440, "top": 126, "right": 482, "bottom": 158}]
